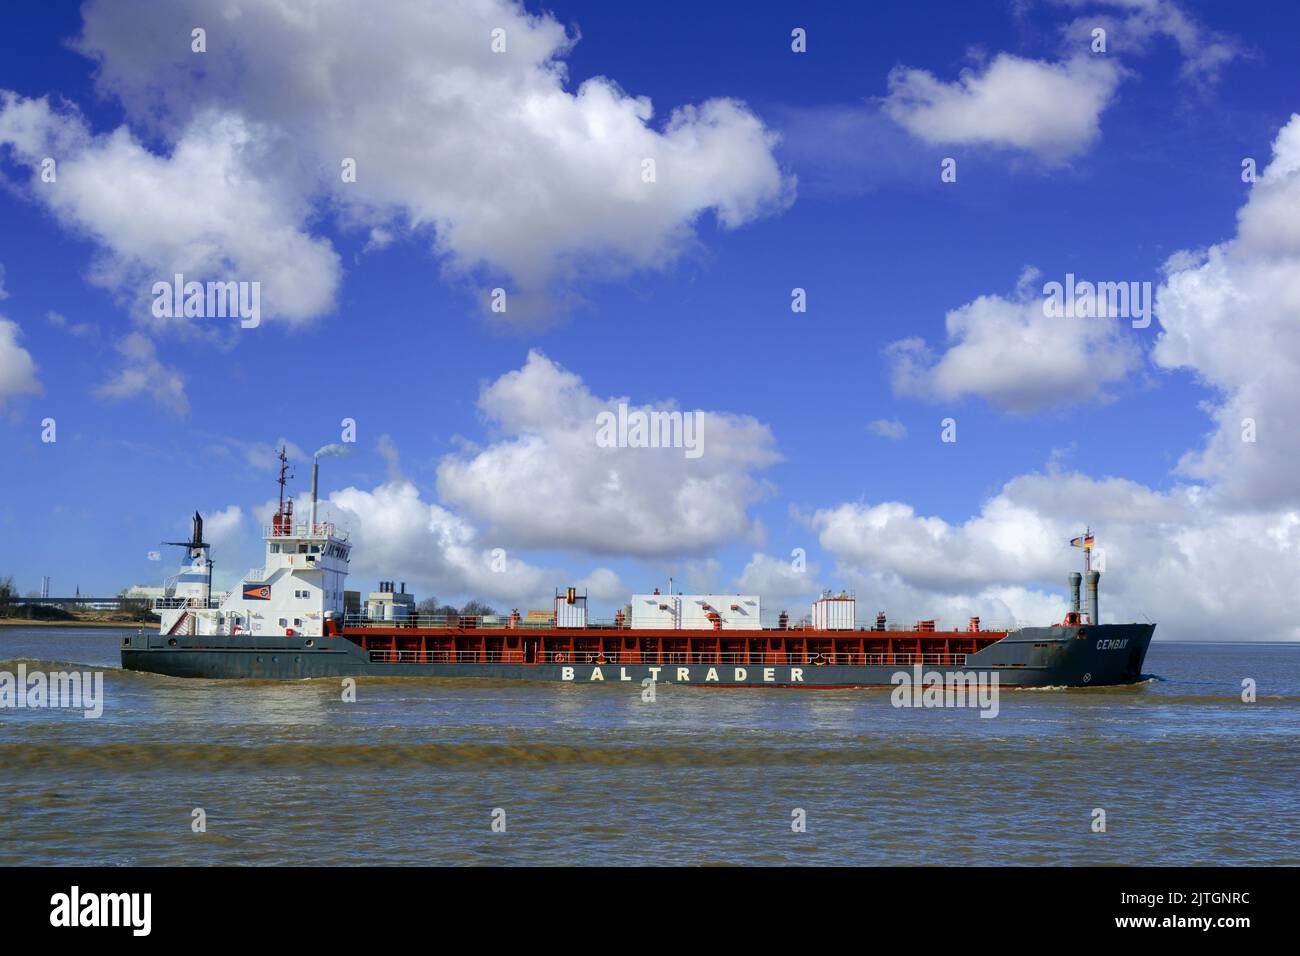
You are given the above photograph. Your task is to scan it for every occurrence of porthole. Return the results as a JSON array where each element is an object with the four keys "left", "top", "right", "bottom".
[
  {"left": 168, "top": 638, "right": 177, "bottom": 646},
  {"left": 305, "top": 639, "right": 315, "bottom": 648}
]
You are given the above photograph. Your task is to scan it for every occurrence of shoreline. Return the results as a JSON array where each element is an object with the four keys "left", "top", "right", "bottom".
[{"left": 0, "top": 618, "right": 156, "bottom": 629}]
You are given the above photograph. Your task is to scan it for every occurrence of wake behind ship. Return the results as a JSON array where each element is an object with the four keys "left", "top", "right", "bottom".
[{"left": 121, "top": 451, "right": 1155, "bottom": 687}]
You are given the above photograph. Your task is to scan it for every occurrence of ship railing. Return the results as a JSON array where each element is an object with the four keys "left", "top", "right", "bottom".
[
  {"left": 344, "top": 612, "right": 1014, "bottom": 635},
  {"left": 365, "top": 649, "right": 969, "bottom": 667},
  {"left": 152, "top": 596, "right": 221, "bottom": 610},
  {"left": 263, "top": 521, "right": 348, "bottom": 541}
]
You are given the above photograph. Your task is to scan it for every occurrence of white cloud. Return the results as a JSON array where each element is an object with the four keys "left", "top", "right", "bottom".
[
  {"left": 812, "top": 470, "right": 1300, "bottom": 640},
  {"left": 1056, "top": 0, "right": 1244, "bottom": 88},
  {"left": 0, "top": 94, "right": 341, "bottom": 326},
  {"left": 734, "top": 552, "right": 821, "bottom": 603},
  {"left": 59, "top": 0, "right": 793, "bottom": 326},
  {"left": 328, "top": 479, "right": 551, "bottom": 605},
  {"left": 46, "top": 311, "right": 96, "bottom": 338},
  {"left": 867, "top": 418, "right": 907, "bottom": 440},
  {"left": 817, "top": 115, "right": 1300, "bottom": 641},
  {"left": 576, "top": 567, "right": 626, "bottom": 603},
  {"left": 436, "top": 350, "right": 780, "bottom": 557},
  {"left": 94, "top": 332, "right": 190, "bottom": 416},
  {"left": 886, "top": 269, "right": 1142, "bottom": 413},
  {"left": 202, "top": 505, "right": 245, "bottom": 553},
  {"left": 0, "top": 316, "right": 41, "bottom": 407},
  {"left": 883, "top": 53, "right": 1124, "bottom": 162},
  {"left": 882, "top": 1, "right": 1241, "bottom": 162},
  {"left": 1153, "top": 113, "right": 1300, "bottom": 509}
]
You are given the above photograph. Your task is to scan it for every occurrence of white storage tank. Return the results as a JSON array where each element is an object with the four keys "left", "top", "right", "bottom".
[
  {"left": 678, "top": 595, "right": 761, "bottom": 630},
  {"left": 812, "top": 591, "right": 856, "bottom": 630},
  {"left": 554, "top": 587, "right": 589, "bottom": 628},
  {"left": 631, "top": 593, "right": 680, "bottom": 629},
  {"left": 631, "top": 593, "right": 759, "bottom": 629}
]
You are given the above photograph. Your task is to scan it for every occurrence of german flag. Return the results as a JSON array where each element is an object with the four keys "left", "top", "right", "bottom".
[{"left": 1070, "top": 534, "right": 1095, "bottom": 550}]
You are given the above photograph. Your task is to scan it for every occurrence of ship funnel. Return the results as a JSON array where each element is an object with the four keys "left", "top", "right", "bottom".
[
  {"left": 1086, "top": 570, "right": 1100, "bottom": 625},
  {"left": 309, "top": 460, "right": 319, "bottom": 530},
  {"left": 1068, "top": 572, "right": 1082, "bottom": 614}
]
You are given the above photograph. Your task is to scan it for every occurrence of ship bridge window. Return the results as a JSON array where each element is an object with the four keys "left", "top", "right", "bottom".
[
  {"left": 270, "top": 544, "right": 280, "bottom": 553},
  {"left": 310, "top": 545, "right": 320, "bottom": 553},
  {"left": 298, "top": 544, "right": 308, "bottom": 554}
]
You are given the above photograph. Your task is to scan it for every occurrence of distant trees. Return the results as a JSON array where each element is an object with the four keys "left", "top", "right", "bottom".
[
  {"left": 116, "top": 588, "right": 155, "bottom": 618},
  {"left": 0, "top": 576, "right": 14, "bottom": 615},
  {"left": 414, "top": 596, "right": 499, "bottom": 621},
  {"left": 415, "top": 597, "right": 459, "bottom": 622}
]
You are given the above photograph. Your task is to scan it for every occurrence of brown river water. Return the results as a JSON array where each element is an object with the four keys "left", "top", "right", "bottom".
[{"left": 1, "top": 627, "right": 1297, "bottom": 865}]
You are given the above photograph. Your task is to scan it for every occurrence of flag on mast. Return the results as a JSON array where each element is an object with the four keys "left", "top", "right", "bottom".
[{"left": 1070, "top": 532, "right": 1095, "bottom": 549}]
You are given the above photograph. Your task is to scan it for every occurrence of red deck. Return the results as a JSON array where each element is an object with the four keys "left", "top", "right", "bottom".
[{"left": 339, "top": 625, "right": 1007, "bottom": 666}]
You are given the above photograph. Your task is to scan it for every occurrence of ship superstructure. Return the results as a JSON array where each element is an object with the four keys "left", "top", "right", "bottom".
[
  {"left": 154, "top": 449, "right": 350, "bottom": 640},
  {"left": 125, "top": 451, "right": 1155, "bottom": 687}
]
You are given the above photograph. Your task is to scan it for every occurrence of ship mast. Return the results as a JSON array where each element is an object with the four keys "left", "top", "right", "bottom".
[{"left": 274, "top": 445, "right": 295, "bottom": 528}]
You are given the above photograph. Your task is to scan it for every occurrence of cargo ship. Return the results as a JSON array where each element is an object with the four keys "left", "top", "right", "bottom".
[{"left": 121, "top": 451, "right": 1155, "bottom": 687}]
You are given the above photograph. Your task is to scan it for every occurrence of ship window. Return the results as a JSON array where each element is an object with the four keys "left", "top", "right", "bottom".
[
  {"left": 278, "top": 618, "right": 287, "bottom": 627},
  {"left": 270, "top": 544, "right": 280, "bottom": 553},
  {"left": 310, "top": 545, "right": 320, "bottom": 553},
  {"left": 294, "top": 618, "right": 302, "bottom": 627},
  {"left": 298, "top": 544, "right": 308, "bottom": 554}
]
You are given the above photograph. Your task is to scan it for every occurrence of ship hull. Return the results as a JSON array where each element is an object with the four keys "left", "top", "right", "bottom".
[{"left": 120, "top": 623, "right": 1155, "bottom": 687}]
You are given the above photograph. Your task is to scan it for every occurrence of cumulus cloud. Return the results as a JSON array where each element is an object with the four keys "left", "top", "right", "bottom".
[
  {"left": 815, "top": 113, "right": 1300, "bottom": 641},
  {"left": 883, "top": 1, "right": 1241, "bottom": 162},
  {"left": 1153, "top": 114, "right": 1300, "bottom": 509},
  {"left": 734, "top": 552, "right": 822, "bottom": 603},
  {"left": 886, "top": 268, "right": 1142, "bottom": 413},
  {"left": 328, "top": 479, "right": 551, "bottom": 605},
  {"left": 883, "top": 54, "right": 1124, "bottom": 163},
  {"left": 202, "top": 504, "right": 245, "bottom": 553},
  {"left": 94, "top": 332, "right": 190, "bottom": 416},
  {"left": 0, "top": 316, "right": 41, "bottom": 408},
  {"left": 811, "top": 469, "right": 1300, "bottom": 640},
  {"left": 0, "top": 263, "right": 41, "bottom": 408},
  {"left": 53, "top": 0, "right": 793, "bottom": 326},
  {"left": 436, "top": 350, "right": 779, "bottom": 557},
  {"left": 576, "top": 567, "right": 627, "bottom": 603},
  {"left": 0, "top": 94, "right": 341, "bottom": 326}
]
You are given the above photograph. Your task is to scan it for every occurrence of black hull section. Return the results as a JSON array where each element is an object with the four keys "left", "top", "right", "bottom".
[{"left": 120, "top": 624, "right": 1155, "bottom": 687}]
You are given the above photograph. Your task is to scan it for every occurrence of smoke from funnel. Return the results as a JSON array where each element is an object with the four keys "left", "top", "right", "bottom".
[{"left": 314, "top": 443, "right": 347, "bottom": 460}]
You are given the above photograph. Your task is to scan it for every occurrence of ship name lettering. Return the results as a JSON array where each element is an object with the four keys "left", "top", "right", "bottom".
[
  {"left": 791, "top": 667, "right": 803, "bottom": 682},
  {"left": 677, "top": 667, "right": 690, "bottom": 681},
  {"left": 561, "top": 666, "right": 574, "bottom": 681},
  {"left": 763, "top": 668, "right": 775, "bottom": 682},
  {"left": 1096, "top": 639, "right": 1129, "bottom": 651},
  {"left": 619, "top": 667, "right": 631, "bottom": 681},
  {"left": 589, "top": 667, "right": 604, "bottom": 681},
  {"left": 734, "top": 667, "right": 747, "bottom": 681}
]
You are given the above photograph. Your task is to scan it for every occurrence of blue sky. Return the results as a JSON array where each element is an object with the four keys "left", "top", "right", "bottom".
[{"left": 2, "top": 1, "right": 1298, "bottom": 638}]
